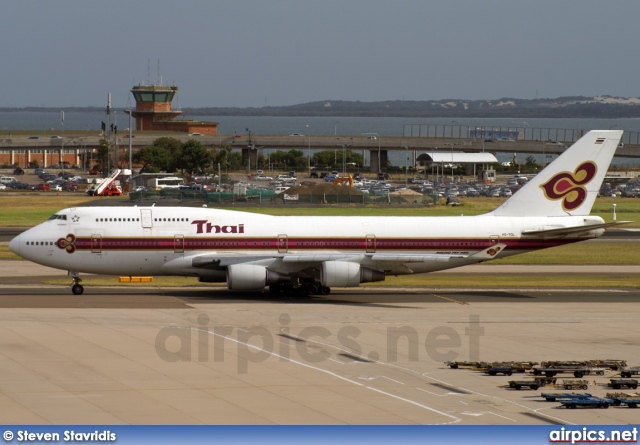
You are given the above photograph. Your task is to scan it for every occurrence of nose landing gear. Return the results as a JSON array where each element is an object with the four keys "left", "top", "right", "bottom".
[{"left": 69, "top": 272, "right": 84, "bottom": 295}]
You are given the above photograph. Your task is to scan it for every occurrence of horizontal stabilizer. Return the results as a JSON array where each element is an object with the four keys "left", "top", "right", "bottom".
[{"left": 522, "top": 221, "right": 632, "bottom": 238}]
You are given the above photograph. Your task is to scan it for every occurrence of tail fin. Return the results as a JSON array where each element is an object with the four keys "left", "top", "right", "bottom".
[{"left": 490, "top": 130, "right": 623, "bottom": 217}]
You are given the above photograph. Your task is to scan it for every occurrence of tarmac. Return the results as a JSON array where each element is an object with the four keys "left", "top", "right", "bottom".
[{"left": 0, "top": 259, "right": 639, "bottom": 425}]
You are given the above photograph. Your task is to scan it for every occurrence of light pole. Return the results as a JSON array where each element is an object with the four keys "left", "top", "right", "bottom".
[
  {"left": 340, "top": 145, "right": 346, "bottom": 175},
  {"left": 60, "top": 111, "right": 64, "bottom": 173},
  {"left": 334, "top": 120, "right": 339, "bottom": 136},
  {"left": 306, "top": 125, "right": 311, "bottom": 177},
  {"left": 404, "top": 146, "right": 408, "bottom": 189},
  {"left": 128, "top": 110, "right": 133, "bottom": 173}
]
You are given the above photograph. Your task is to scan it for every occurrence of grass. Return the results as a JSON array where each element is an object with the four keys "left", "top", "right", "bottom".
[
  {"left": 0, "top": 194, "right": 126, "bottom": 226},
  {"left": 1, "top": 193, "right": 638, "bottom": 224}
]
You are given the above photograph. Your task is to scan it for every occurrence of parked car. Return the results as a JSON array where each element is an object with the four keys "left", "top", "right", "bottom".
[
  {"left": 50, "top": 135, "right": 63, "bottom": 139},
  {"left": 446, "top": 195, "right": 460, "bottom": 206},
  {"left": 0, "top": 176, "right": 17, "bottom": 184},
  {"left": 13, "top": 167, "right": 24, "bottom": 175},
  {"left": 28, "top": 136, "right": 40, "bottom": 140},
  {"left": 36, "top": 184, "right": 51, "bottom": 191}
]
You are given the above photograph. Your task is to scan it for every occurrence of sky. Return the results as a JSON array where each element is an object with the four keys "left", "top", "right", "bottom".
[{"left": 2, "top": 0, "right": 640, "bottom": 109}]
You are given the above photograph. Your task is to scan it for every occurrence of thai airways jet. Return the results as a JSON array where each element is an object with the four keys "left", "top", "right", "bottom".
[{"left": 9, "top": 130, "right": 626, "bottom": 296}]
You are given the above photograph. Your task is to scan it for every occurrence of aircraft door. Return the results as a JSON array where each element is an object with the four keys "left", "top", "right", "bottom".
[
  {"left": 140, "top": 209, "right": 153, "bottom": 227},
  {"left": 91, "top": 234, "right": 102, "bottom": 253},
  {"left": 277, "top": 235, "right": 288, "bottom": 253},
  {"left": 174, "top": 234, "right": 185, "bottom": 253},
  {"left": 490, "top": 235, "right": 500, "bottom": 245},
  {"left": 140, "top": 209, "right": 153, "bottom": 236},
  {"left": 366, "top": 235, "right": 376, "bottom": 253}
]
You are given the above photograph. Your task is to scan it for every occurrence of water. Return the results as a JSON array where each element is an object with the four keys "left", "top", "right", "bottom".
[{"left": 1, "top": 111, "right": 639, "bottom": 167}]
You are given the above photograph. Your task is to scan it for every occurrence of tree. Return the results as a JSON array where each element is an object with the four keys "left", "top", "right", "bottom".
[
  {"left": 287, "top": 149, "right": 308, "bottom": 170},
  {"left": 524, "top": 155, "right": 540, "bottom": 170},
  {"left": 95, "top": 139, "right": 110, "bottom": 172},
  {"left": 211, "top": 146, "right": 242, "bottom": 173},
  {"left": 152, "top": 137, "right": 183, "bottom": 172},
  {"left": 177, "top": 140, "right": 212, "bottom": 176},
  {"left": 134, "top": 145, "right": 171, "bottom": 173},
  {"left": 312, "top": 149, "right": 364, "bottom": 169}
]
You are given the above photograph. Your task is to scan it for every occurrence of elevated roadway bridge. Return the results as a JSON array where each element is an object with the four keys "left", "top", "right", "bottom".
[{"left": 2, "top": 128, "right": 639, "bottom": 172}]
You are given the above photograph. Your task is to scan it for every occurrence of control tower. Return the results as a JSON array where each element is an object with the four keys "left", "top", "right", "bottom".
[
  {"left": 129, "top": 85, "right": 182, "bottom": 131},
  {"left": 128, "top": 84, "right": 218, "bottom": 134}
]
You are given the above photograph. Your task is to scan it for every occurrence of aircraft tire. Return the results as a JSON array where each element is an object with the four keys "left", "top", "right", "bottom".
[
  {"left": 72, "top": 284, "right": 84, "bottom": 295},
  {"left": 319, "top": 286, "right": 331, "bottom": 295}
]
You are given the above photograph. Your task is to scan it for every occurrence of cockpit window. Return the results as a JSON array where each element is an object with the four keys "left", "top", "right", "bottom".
[{"left": 47, "top": 214, "right": 67, "bottom": 221}]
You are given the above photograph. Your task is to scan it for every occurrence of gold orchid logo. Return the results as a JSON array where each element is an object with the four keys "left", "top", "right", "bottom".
[
  {"left": 539, "top": 161, "right": 597, "bottom": 211},
  {"left": 56, "top": 234, "right": 77, "bottom": 253}
]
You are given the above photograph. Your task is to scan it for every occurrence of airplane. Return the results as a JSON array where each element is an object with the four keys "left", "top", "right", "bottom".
[{"left": 9, "top": 130, "right": 628, "bottom": 296}]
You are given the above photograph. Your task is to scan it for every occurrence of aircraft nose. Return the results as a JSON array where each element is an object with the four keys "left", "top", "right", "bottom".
[{"left": 9, "top": 234, "right": 20, "bottom": 256}]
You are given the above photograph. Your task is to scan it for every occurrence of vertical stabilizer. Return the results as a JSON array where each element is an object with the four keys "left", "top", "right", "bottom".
[{"left": 490, "top": 130, "right": 623, "bottom": 217}]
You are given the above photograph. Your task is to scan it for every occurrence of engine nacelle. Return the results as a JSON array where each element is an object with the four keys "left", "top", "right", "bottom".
[
  {"left": 321, "top": 261, "right": 385, "bottom": 288},
  {"left": 226, "top": 264, "right": 287, "bottom": 290}
]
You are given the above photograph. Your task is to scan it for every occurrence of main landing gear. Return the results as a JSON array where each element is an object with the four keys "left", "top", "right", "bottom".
[
  {"left": 268, "top": 281, "right": 330, "bottom": 297},
  {"left": 69, "top": 272, "right": 84, "bottom": 295}
]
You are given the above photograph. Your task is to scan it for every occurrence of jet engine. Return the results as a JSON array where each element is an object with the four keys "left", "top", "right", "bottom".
[
  {"left": 321, "top": 261, "right": 385, "bottom": 288},
  {"left": 226, "top": 264, "right": 287, "bottom": 290}
]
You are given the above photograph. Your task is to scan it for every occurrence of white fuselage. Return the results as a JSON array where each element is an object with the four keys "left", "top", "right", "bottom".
[{"left": 10, "top": 206, "right": 603, "bottom": 277}]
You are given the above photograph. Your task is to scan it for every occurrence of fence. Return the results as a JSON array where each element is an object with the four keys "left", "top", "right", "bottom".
[
  {"left": 402, "top": 124, "right": 640, "bottom": 145},
  {"left": 129, "top": 188, "right": 437, "bottom": 205}
]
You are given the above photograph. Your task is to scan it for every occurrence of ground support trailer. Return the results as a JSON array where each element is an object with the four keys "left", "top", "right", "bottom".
[
  {"left": 610, "top": 379, "right": 639, "bottom": 390},
  {"left": 561, "top": 397, "right": 613, "bottom": 409},
  {"left": 508, "top": 380, "right": 540, "bottom": 390},
  {"left": 540, "top": 393, "right": 593, "bottom": 402}
]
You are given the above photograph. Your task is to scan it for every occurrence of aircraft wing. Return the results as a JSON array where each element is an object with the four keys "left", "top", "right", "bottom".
[
  {"left": 521, "top": 221, "right": 631, "bottom": 238},
  {"left": 189, "top": 244, "right": 506, "bottom": 269}
]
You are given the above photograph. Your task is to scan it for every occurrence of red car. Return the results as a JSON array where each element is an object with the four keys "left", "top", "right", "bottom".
[{"left": 36, "top": 184, "right": 51, "bottom": 191}]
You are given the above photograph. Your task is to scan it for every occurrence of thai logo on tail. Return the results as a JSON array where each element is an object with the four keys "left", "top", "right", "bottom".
[
  {"left": 539, "top": 161, "right": 597, "bottom": 211},
  {"left": 57, "top": 234, "right": 77, "bottom": 253}
]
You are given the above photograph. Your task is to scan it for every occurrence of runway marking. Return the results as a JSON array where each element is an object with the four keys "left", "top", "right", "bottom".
[
  {"left": 421, "top": 372, "right": 573, "bottom": 425},
  {"left": 197, "top": 327, "right": 462, "bottom": 424},
  {"left": 461, "top": 411, "right": 516, "bottom": 422},
  {"left": 429, "top": 293, "right": 469, "bottom": 305},
  {"left": 416, "top": 387, "right": 465, "bottom": 397},
  {"left": 272, "top": 322, "right": 572, "bottom": 425},
  {"left": 381, "top": 376, "right": 404, "bottom": 385}
]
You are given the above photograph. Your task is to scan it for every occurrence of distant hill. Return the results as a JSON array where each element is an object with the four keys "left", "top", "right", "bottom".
[
  {"left": 185, "top": 96, "right": 640, "bottom": 118},
  {"left": 3, "top": 96, "right": 640, "bottom": 118}
]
